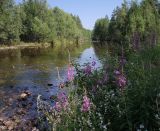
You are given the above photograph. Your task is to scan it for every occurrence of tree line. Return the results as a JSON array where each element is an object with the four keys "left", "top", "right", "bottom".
[
  {"left": 0, "top": 0, "right": 90, "bottom": 45},
  {"left": 92, "top": 0, "right": 160, "bottom": 50}
]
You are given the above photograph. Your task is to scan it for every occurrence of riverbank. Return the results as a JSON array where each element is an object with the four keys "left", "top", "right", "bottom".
[
  {"left": 0, "top": 39, "right": 91, "bottom": 59},
  {"left": 0, "top": 42, "right": 51, "bottom": 51},
  {"left": 0, "top": 42, "right": 52, "bottom": 59}
]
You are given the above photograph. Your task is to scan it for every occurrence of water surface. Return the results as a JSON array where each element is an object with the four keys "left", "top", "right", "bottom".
[{"left": 0, "top": 43, "right": 107, "bottom": 125}]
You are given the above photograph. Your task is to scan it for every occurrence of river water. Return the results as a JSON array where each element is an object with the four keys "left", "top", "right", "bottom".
[
  {"left": 0, "top": 42, "right": 106, "bottom": 130},
  {"left": 0, "top": 43, "right": 103, "bottom": 95}
]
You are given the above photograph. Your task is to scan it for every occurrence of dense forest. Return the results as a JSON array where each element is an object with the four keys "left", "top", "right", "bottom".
[
  {"left": 92, "top": 0, "right": 160, "bottom": 50},
  {"left": 0, "top": 0, "right": 90, "bottom": 45}
]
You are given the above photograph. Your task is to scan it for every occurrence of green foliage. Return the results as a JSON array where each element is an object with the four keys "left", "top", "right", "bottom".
[
  {"left": 92, "top": 17, "right": 109, "bottom": 42},
  {"left": 52, "top": 7, "right": 81, "bottom": 40},
  {"left": 0, "top": 0, "right": 22, "bottom": 44},
  {"left": 124, "top": 47, "right": 160, "bottom": 130},
  {"left": 0, "top": 0, "right": 90, "bottom": 44},
  {"left": 21, "top": 0, "right": 51, "bottom": 42},
  {"left": 108, "top": 1, "right": 128, "bottom": 44},
  {"left": 32, "top": 17, "right": 50, "bottom": 42},
  {"left": 93, "top": 0, "right": 160, "bottom": 49},
  {"left": 71, "top": 14, "right": 83, "bottom": 29}
]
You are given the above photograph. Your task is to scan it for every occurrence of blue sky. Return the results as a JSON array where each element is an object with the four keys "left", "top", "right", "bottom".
[{"left": 16, "top": 0, "right": 125, "bottom": 30}]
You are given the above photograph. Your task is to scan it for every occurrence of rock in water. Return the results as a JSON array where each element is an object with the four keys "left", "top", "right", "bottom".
[
  {"left": 47, "top": 83, "right": 53, "bottom": 86},
  {"left": 3, "top": 120, "right": 15, "bottom": 130},
  {"left": 19, "top": 90, "right": 32, "bottom": 101},
  {"left": 0, "top": 126, "right": 7, "bottom": 130},
  {"left": 20, "top": 93, "right": 28, "bottom": 100}
]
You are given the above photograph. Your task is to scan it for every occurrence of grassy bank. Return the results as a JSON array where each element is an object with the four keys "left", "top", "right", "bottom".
[
  {"left": 0, "top": 39, "right": 91, "bottom": 59},
  {"left": 0, "top": 37, "right": 90, "bottom": 51}
]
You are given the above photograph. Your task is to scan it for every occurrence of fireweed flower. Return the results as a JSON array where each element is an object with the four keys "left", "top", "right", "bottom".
[
  {"left": 57, "top": 92, "right": 67, "bottom": 102},
  {"left": 83, "top": 65, "right": 92, "bottom": 75},
  {"left": 81, "top": 95, "right": 91, "bottom": 112},
  {"left": 59, "top": 93, "right": 69, "bottom": 110},
  {"left": 54, "top": 92, "right": 69, "bottom": 111},
  {"left": 114, "top": 70, "right": 127, "bottom": 88},
  {"left": 116, "top": 74, "right": 127, "bottom": 88},
  {"left": 67, "top": 64, "right": 74, "bottom": 81}
]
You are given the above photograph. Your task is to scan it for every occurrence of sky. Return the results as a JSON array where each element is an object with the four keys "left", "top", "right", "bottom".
[{"left": 16, "top": 0, "right": 125, "bottom": 30}]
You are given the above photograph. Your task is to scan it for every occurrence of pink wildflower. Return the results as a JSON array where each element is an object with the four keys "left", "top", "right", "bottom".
[
  {"left": 67, "top": 65, "right": 74, "bottom": 81},
  {"left": 114, "top": 70, "right": 127, "bottom": 88},
  {"left": 81, "top": 95, "right": 91, "bottom": 112},
  {"left": 83, "top": 65, "right": 92, "bottom": 75},
  {"left": 117, "top": 75, "right": 127, "bottom": 88},
  {"left": 54, "top": 92, "right": 69, "bottom": 111},
  {"left": 57, "top": 92, "right": 67, "bottom": 102}
]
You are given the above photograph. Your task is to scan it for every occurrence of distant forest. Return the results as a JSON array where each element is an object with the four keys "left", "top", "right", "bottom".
[
  {"left": 0, "top": 0, "right": 90, "bottom": 45},
  {"left": 92, "top": 0, "right": 160, "bottom": 50}
]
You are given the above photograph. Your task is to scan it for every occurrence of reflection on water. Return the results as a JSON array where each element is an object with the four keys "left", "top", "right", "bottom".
[
  {"left": 0, "top": 43, "right": 106, "bottom": 90},
  {"left": 0, "top": 43, "right": 105, "bottom": 91}
]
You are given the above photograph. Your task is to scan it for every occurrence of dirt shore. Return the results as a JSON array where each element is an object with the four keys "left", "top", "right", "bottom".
[{"left": 0, "top": 43, "right": 51, "bottom": 51}]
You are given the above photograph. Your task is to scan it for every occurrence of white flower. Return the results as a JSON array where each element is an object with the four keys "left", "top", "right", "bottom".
[{"left": 140, "top": 124, "right": 144, "bottom": 129}]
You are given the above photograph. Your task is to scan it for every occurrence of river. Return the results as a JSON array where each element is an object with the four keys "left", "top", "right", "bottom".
[{"left": 0, "top": 42, "right": 106, "bottom": 130}]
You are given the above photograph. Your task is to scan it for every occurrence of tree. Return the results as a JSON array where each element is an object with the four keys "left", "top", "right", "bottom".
[
  {"left": 52, "top": 7, "right": 82, "bottom": 40},
  {"left": 94, "top": 0, "right": 160, "bottom": 49},
  {"left": 0, "top": 0, "right": 22, "bottom": 44},
  {"left": 140, "top": 0, "right": 160, "bottom": 47},
  {"left": 71, "top": 15, "right": 83, "bottom": 29},
  {"left": 20, "top": 0, "right": 51, "bottom": 42},
  {"left": 127, "top": 1, "right": 145, "bottom": 49},
  {"left": 92, "top": 17, "right": 109, "bottom": 42},
  {"left": 0, "top": 0, "right": 91, "bottom": 44},
  {"left": 108, "top": 1, "right": 129, "bottom": 44}
]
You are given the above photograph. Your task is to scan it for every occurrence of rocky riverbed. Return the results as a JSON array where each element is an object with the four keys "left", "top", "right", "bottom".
[
  {"left": 0, "top": 84, "right": 58, "bottom": 131},
  {"left": 0, "top": 88, "right": 38, "bottom": 130}
]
